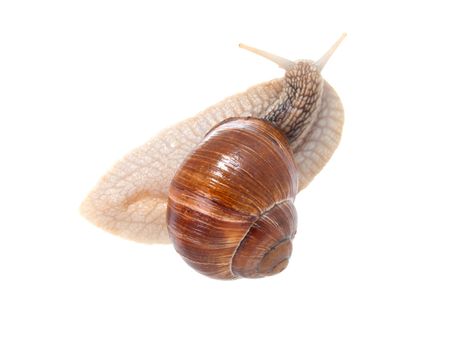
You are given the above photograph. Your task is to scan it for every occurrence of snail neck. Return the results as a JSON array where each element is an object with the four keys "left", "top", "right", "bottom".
[{"left": 264, "top": 61, "right": 324, "bottom": 151}]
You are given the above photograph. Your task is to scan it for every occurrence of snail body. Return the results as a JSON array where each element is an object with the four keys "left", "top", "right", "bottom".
[{"left": 81, "top": 35, "right": 346, "bottom": 279}]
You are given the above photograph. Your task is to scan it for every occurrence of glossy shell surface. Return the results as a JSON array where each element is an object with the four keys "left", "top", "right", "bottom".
[{"left": 167, "top": 118, "right": 298, "bottom": 279}]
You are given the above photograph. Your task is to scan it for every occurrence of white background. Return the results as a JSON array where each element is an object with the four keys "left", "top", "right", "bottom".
[{"left": 1, "top": 1, "right": 466, "bottom": 349}]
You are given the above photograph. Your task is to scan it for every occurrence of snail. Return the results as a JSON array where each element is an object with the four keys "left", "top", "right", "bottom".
[{"left": 81, "top": 34, "right": 346, "bottom": 279}]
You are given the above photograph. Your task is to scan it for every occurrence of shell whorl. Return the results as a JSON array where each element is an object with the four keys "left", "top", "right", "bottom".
[
  {"left": 232, "top": 200, "right": 297, "bottom": 278},
  {"left": 167, "top": 118, "right": 298, "bottom": 279}
]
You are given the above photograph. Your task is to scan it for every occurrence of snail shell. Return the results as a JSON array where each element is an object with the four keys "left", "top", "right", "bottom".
[{"left": 167, "top": 118, "right": 298, "bottom": 279}]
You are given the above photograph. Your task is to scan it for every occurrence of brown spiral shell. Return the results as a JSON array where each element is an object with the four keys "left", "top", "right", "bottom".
[{"left": 167, "top": 118, "right": 298, "bottom": 279}]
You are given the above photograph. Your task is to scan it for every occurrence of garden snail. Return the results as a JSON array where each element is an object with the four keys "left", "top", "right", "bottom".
[{"left": 81, "top": 34, "right": 346, "bottom": 279}]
